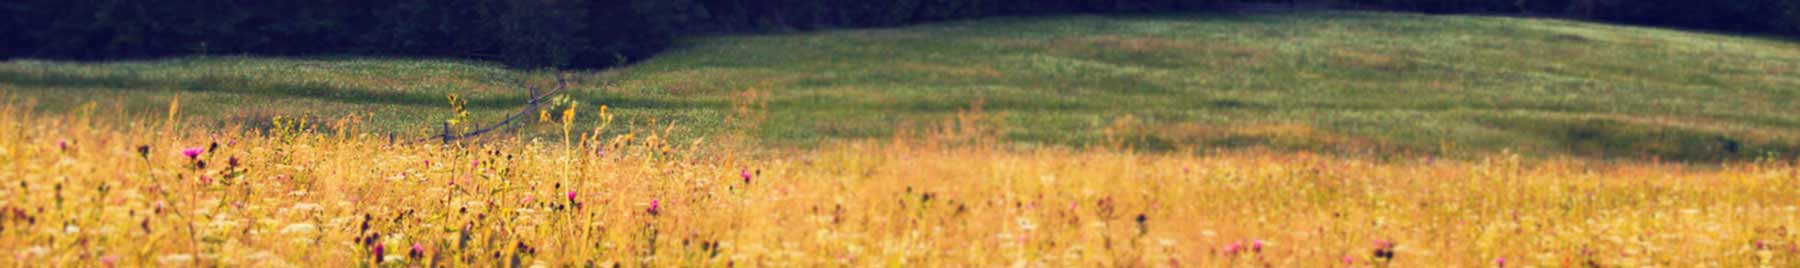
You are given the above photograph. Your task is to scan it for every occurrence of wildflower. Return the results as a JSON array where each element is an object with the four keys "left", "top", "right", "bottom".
[
  {"left": 227, "top": 157, "right": 239, "bottom": 168},
  {"left": 741, "top": 169, "right": 753, "bottom": 184},
  {"left": 1495, "top": 256, "right": 1506, "bottom": 267},
  {"left": 1251, "top": 239, "right": 1265, "bottom": 253},
  {"left": 58, "top": 140, "right": 69, "bottom": 151},
  {"left": 1223, "top": 241, "right": 1244, "bottom": 255},
  {"left": 372, "top": 243, "right": 385, "bottom": 264},
  {"left": 566, "top": 190, "right": 578, "bottom": 203},
  {"left": 1134, "top": 213, "right": 1149, "bottom": 235},
  {"left": 181, "top": 147, "right": 204, "bottom": 160},
  {"left": 99, "top": 255, "right": 118, "bottom": 268},
  {"left": 199, "top": 174, "right": 213, "bottom": 185},
  {"left": 1372, "top": 240, "right": 1396, "bottom": 261},
  {"left": 647, "top": 199, "right": 660, "bottom": 215},
  {"left": 521, "top": 196, "right": 534, "bottom": 205},
  {"left": 409, "top": 243, "right": 425, "bottom": 259},
  {"left": 1342, "top": 255, "right": 1357, "bottom": 265},
  {"left": 136, "top": 145, "right": 151, "bottom": 159}
]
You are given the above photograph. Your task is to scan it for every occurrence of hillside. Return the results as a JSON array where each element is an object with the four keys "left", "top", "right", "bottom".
[{"left": 4, "top": 11, "right": 1798, "bottom": 160}]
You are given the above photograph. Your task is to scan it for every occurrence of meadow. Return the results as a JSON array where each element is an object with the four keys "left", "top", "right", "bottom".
[
  {"left": 2, "top": 91, "right": 1798, "bottom": 267},
  {"left": 3, "top": 10, "right": 1800, "bottom": 268},
  {"left": 5, "top": 11, "right": 1799, "bottom": 160}
]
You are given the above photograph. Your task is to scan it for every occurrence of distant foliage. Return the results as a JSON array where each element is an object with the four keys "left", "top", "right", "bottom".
[
  {"left": 2, "top": 0, "right": 1795, "bottom": 68},
  {"left": 1345, "top": 0, "right": 1800, "bottom": 35}
]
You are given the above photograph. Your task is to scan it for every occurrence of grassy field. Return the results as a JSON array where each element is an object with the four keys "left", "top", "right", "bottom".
[
  {"left": 4, "top": 10, "right": 1800, "bottom": 268},
  {"left": 1, "top": 97, "right": 1796, "bottom": 267},
  {"left": 5, "top": 11, "right": 1800, "bottom": 160}
]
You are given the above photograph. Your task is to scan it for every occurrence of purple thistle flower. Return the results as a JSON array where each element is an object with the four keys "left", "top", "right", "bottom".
[
  {"left": 372, "top": 243, "right": 385, "bottom": 264},
  {"left": 740, "top": 169, "right": 753, "bottom": 184},
  {"left": 410, "top": 243, "right": 426, "bottom": 258},
  {"left": 181, "top": 147, "right": 204, "bottom": 160},
  {"left": 567, "top": 190, "right": 578, "bottom": 203},
  {"left": 1223, "top": 241, "right": 1244, "bottom": 255},
  {"left": 58, "top": 140, "right": 69, "bottom": 151},
  {"left": 1251, "top": 239, "right": 1265, "bottom": 253},
  {"left": 1495, "top": 257, "right": 1507, "bottom": 267},
  {"left": 647, "top": 199, "right": 660, "bottom": 215},
  {"left": 1372, "top": 239, "right": 1397, "bottom": 261}
]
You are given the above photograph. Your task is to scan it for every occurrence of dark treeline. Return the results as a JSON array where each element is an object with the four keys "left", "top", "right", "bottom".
[{"left": 2, "top": 0, "right": 1796, "bottom": 69}]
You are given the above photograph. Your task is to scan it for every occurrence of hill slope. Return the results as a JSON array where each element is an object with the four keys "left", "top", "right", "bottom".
[{"left": 4, "top": 11, "right": 1798, "bottom": 160}]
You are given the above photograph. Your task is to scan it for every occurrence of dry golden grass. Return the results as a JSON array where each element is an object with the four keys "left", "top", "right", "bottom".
[{"left": 2, "top": 98, "right": 1798, "bottom": 268}]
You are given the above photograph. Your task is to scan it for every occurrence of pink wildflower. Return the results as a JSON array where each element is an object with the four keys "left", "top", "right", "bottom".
[
  {"left": 372, "top": 243, "right": 385, "bottom": 264},
  {"left": 740, "top": 169, "right": 753, "bottom": 184},
  {"left": 181, "top": 147, "right": 204, "bottom": 160},
  {"left": 99, "top": 255, "right": 118, "bottom": 268},
  {"left": 1223, "top": 241, "right": 1244, "bottom": 255},
  {"left": 647, "top": 199, "right": 661, "bottom": 215}
]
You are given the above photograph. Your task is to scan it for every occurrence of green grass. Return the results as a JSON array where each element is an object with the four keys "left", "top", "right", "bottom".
[{"left": 5, "top": 11, "right": 1799, "bottom": 161}]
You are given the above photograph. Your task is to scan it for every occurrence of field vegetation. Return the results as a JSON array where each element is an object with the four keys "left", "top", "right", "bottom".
[
  {"left": 1, "top": 98, "right": 1796, "bottom": 267},
  {"left": 5, "top": 11, "right": 1799, "bottom": 160},
  {"left": 3, "top": 10, "right": 1800, "bottom": 268}
]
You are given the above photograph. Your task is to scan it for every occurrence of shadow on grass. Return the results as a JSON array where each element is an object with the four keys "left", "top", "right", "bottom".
[
  {"left": 1474, "top": 115, "right": 1800, "bottom": 162},
  {"left": 0, "top": 69, "right": 525, "bottom": 108}
]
